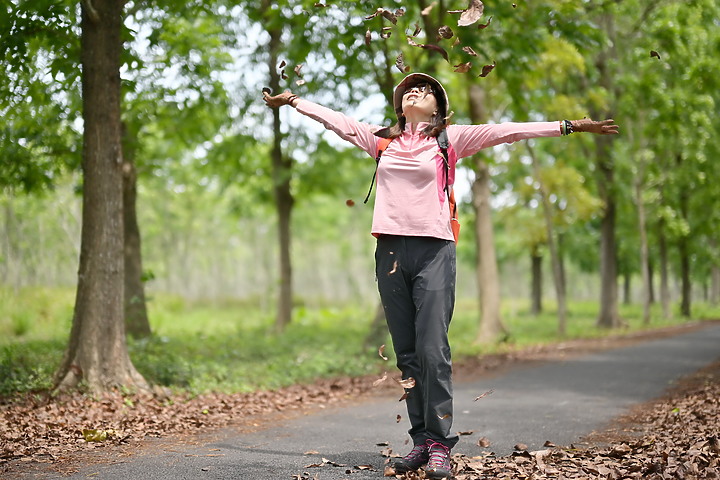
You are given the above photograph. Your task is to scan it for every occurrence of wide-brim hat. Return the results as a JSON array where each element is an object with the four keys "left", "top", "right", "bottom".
[{"left": 393, "top": 73, "right": 449, "bottom": 120}]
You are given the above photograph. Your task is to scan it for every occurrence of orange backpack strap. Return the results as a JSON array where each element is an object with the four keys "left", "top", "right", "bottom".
[{"left": 364, "top": 137, "right": 393, "bottom": 204}]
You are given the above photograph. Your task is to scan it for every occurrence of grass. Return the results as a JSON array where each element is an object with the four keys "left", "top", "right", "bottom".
[{"left": 2, "top": 286, "right": 719, "bottom": 397}]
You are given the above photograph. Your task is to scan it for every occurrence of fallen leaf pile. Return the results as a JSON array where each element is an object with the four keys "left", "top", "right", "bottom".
[
  {"left": 1, "top": 322, "right": 717, "bottom": 478},
  {"left": 393, "top": 359, "right": 720, "bottom": 479}
]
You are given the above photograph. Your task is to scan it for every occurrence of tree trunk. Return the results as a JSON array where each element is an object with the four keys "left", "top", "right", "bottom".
[
  {"left": 530, "top": 246, "right": 542, "bottom": 316},
  {"left": 635, "top": 176, "right": 651, "bottom": 325},
  {"left": 468, "top": 85, "right": 507, "bottom": 344},
  {"left": 54, "top": 0, "right": 148, "bottom": 393},
  {"left": 678, "top": 195, "right": 691, "bottom": 318},
  {"left": 622, "top": 270, "right": 631, "bottom": 305},
  {"left": 527, "top": 143, "right": 566, "bottom": 335},
  {"left": 593, "top": 13, "right": 621, "bottom": 329},
  {"left": 711, "top": 265, "right": 720, "bottom": 305},
  {"left": 122, "top": 123, "right": 151, "bottom": 338},
  {"left": 265, "top": 22, "right": 294, "bottom": 332},
  {"left": 658, "top": 219, "right": 671, "bottom": 319}
]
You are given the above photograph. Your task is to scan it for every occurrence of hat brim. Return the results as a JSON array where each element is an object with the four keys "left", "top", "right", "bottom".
[{"left": 393, "top": 73, "right": 449, "bottom": 119}]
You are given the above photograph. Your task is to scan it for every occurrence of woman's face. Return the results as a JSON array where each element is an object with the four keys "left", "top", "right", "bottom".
[{"left": 401, "top": 82, "right": 438, "bottom": 121}]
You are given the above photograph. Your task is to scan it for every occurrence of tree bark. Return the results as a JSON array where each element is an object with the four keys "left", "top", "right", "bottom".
[
  {"left": 54, "top": 0, "right": 148, "bottom": 392},
  {"left": 635, "top": 175, "right": 651, "bottom": 325},
  {"left": 658, "top": 219, "right": 671, "bottom": 319},
  {"left": 527, "top": 143, "right": 566, "bottom": 335},
  {"left": 468, "top": 85, "right": 507, "bottom": 344},
  {"left": 263, "top": 16, "right": 294, "bottom": 332},
  {"left": 677, "top": 180, "right": 691, "bottom": 317},
  {"left": 593, "top": 15, "right": 621, "bottom": 329},
  {"left": 122, "top": 123, "right": 151, "bottom": 338},
  {"left": 530, "top": 246, "right": 542, "bottom": 316}
]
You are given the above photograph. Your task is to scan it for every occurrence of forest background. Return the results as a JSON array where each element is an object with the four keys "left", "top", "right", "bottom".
[{"left": 1, "top": 0, "right": 719, "bottom": 396}]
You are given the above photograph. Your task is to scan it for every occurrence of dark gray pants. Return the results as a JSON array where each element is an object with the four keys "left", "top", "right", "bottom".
[{"left": 375, "top": 235, "right": 459, "bottom": 449}]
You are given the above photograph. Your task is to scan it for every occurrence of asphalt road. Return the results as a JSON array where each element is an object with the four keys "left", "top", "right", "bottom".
[{"left": 54, "top": 323, "right": 720, "bottom": 480}]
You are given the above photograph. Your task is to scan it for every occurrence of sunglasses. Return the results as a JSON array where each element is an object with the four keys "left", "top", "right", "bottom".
[{"left": 403, "top": 82, "right": 435, "bottom": 96}]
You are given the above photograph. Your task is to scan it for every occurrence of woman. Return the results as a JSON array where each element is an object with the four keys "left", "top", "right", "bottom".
[{"left": 263, "top": 73, "right": 618, "bottom": 479}]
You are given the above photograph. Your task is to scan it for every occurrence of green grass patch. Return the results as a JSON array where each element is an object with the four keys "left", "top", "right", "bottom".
[{"left": 2, "top": 286, "right": 719, "bottom": 397}]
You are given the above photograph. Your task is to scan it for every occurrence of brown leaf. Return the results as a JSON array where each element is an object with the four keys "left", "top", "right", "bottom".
[
  {"left": 378, "top": 344, "right": 389, "bottom": 361},
  {"left": 650, "top": 50, "right": 661, "bottom": 59},
  {"left": 398, "top": 392, "right": 409, "bottom": 401},
  {"left": 346, "top": 199, "right": 355, "bottom": 207},
  {"left": 479, "top": 62, "right": 495, "bottom": 77},
  {"left": 478, "top": 16, "right": 492, "bottom": 29},
  {"left": 381, "top": 27, "right": 392, "bottom": 39},
  {"left": 438, "top": 25, "right": 454, "bottom": 39},
  {"left": 372, "top": 372, "right": 388, "bottom": 387},
  {"left": 279, "top": 60, "right": 287, "bottom": 69},
  {"left": 383, "top": 465, "right": 396, "bottom": 476},
  {"left": 453, "top": 62, "right": 472, "bottom": 73},
  {"left": 478, "top": 437, "right": 491, "bottom": 447},
  {"left": 406, "top": 37, "right": 450, "bottom": 62},
  {"left": 397, "top": 377, "right": 416, "bottom": 389},
  {"left": 451, "top": 0, "right": 485, "bottom": 27},
  {"left": 395, "top": 53, "right": 411, "bottom": 73},
  {"left": 514, "top": 443, "right": 528, "bottom": 451},
  {"left": 473, "top": 389, "right": 494, "bottom": 401},
  {"left": 396, "top": 414, "right": 402, "bottom": 423},
  {"left": 365, "top": 28, "right": 372, "bottom": 47},
  {"left": 410, "top": 23, "right": 422, "bottom": 37},
  {"left": 421, "top": 2, "right": 437, "bottom": 16},
  {"left": 294, "top": 64, "right": 304, "bottom": 78},
  {"left": 304, "top": 450, "right": 320, "bottom": 455},
  {"left": 458, "top": 430, "right": 474, "bottom": 435},
  {"left": 462, "top": 46, "right": 478, "bottom": 56}
]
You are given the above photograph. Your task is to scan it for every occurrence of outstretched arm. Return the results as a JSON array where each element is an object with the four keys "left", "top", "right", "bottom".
[{"left": 262, "top": 89, "right": 380, "bottom": 157}]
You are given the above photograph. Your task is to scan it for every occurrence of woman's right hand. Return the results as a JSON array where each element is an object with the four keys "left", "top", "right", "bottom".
[{"left": 262, "top": 89, "right": 298, "bottom": 108}]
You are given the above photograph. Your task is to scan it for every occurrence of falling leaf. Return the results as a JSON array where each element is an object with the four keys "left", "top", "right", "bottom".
[
  {"left": 366, "top": 8, "right": 399, "bottom": 24},
  {"left": 365, "top": 29, "right": 372, "bottom": 47},
  {"left": 410, "top": 23, "right": 422, "bottom": 37},
  {"left": 281, "top": 70, "right": 288, "bottom": 80},
  {"left": 421, "top": 2, "right": 437, "bottom": 16},
  {"left": 473, "top": 389, "right": 494, "bottom": 401},
  {"left": 376, "top": 441, "right": 389, "bottom": 446},
  {"left": 398, "top": 392, "right": 409, "bottom": 401},
  {"left": 514, "top": 443, "right": 528, "bottom": 451},
  {"left": 294, "top": 64, "right": 304, "bottom": 77},
  {"left": 458, "top": 430, "right": 474, "bottom": 435},
  {"left": 278, "top": 60, "right": 286, "bottom": 69},
  {"left": 262, "top": 87, "right": 272, "bottom": 95},
  {"left": 450, "top": 0, "right": 485, "bottom": 27},
  {"left": 479, "top": 16, "right": 492, "bottom": 29},
  {"left": 454, "top": 62, "right": 472, "bottom": 73},
  {"left": 462, "top": 46, "right": 478, "bottom": 56},
  {"left": 381, "top": 28, "right": 392, "bottom": 39},
  {"left": 388, "top": 260, "right": 398, "bottom": 275},
  {"left": 373, "top": 372, "right": 388, "bottom": 387},
  {"left": 478, "top": 437, "right": 491, "bottom": 447},
  {"left": 543, "top": 440, "right": 556, "bottom": 447},
  {"left": 407, "top": 37, "right": 449, "bottom": 62},
  {"left": 378, "top": 344, "right": 389, "bottom": 361},
  {"left": 314, "top": 2, "right": 329, "bottom": 7},
  {"left": 397, "top": 377, "right": 416, "bottom": 389},
  {"left": 479, "top": 62, "right": 495, "bottom": 77},
  {"left": 396, "top": 415, "right": 402, "bottom": 423},
  {"left": 395, "top": 53, "right": 410, "bottom": 73},
  {"left": 346, "top": 199, "right": 355, "bottom": 207},
  {"left": 438, "top": 25, "right": 454, "bottom": 39},
  {"left": 512, "top": 3, "right": 517, "bottom": 7},
  {"left": 380, "top": 447, "right": 393, "bottom": 457},
  {"left": 650, "top": 50, "right": 661, "bottom": 59}
]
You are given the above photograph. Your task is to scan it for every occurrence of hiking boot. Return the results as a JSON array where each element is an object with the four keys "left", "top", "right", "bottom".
[
  {"left": 393, "top": 443, "right": 429, "bottom": 473},
  {"left": 425, "top": 440, "right": 452, "bottom": 479}
]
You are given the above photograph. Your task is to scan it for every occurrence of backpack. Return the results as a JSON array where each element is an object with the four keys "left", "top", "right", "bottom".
[{"left": 363, "top": 130, "right": 460, "bottom": 244}]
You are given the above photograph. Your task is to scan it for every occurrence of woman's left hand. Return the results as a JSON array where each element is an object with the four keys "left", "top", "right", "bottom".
[
  {"left": 571, "top": 118, "right": 619, "bottom": 135},
  {"left": 262, "top": 89, "right": 297, "bottom": 108}
]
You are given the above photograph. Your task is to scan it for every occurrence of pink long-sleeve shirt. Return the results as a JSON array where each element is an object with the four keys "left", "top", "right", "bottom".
[{"left": 295, "top": 99, "right": 561, "bottom": 241}]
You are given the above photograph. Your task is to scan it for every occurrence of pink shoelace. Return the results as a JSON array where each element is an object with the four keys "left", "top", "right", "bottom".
[
  {"left": 426, "top": 440, "right": 451, "bottom": 470},
  {"left": 404, "top": 443, "right": 428, "bottom": 461}
]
